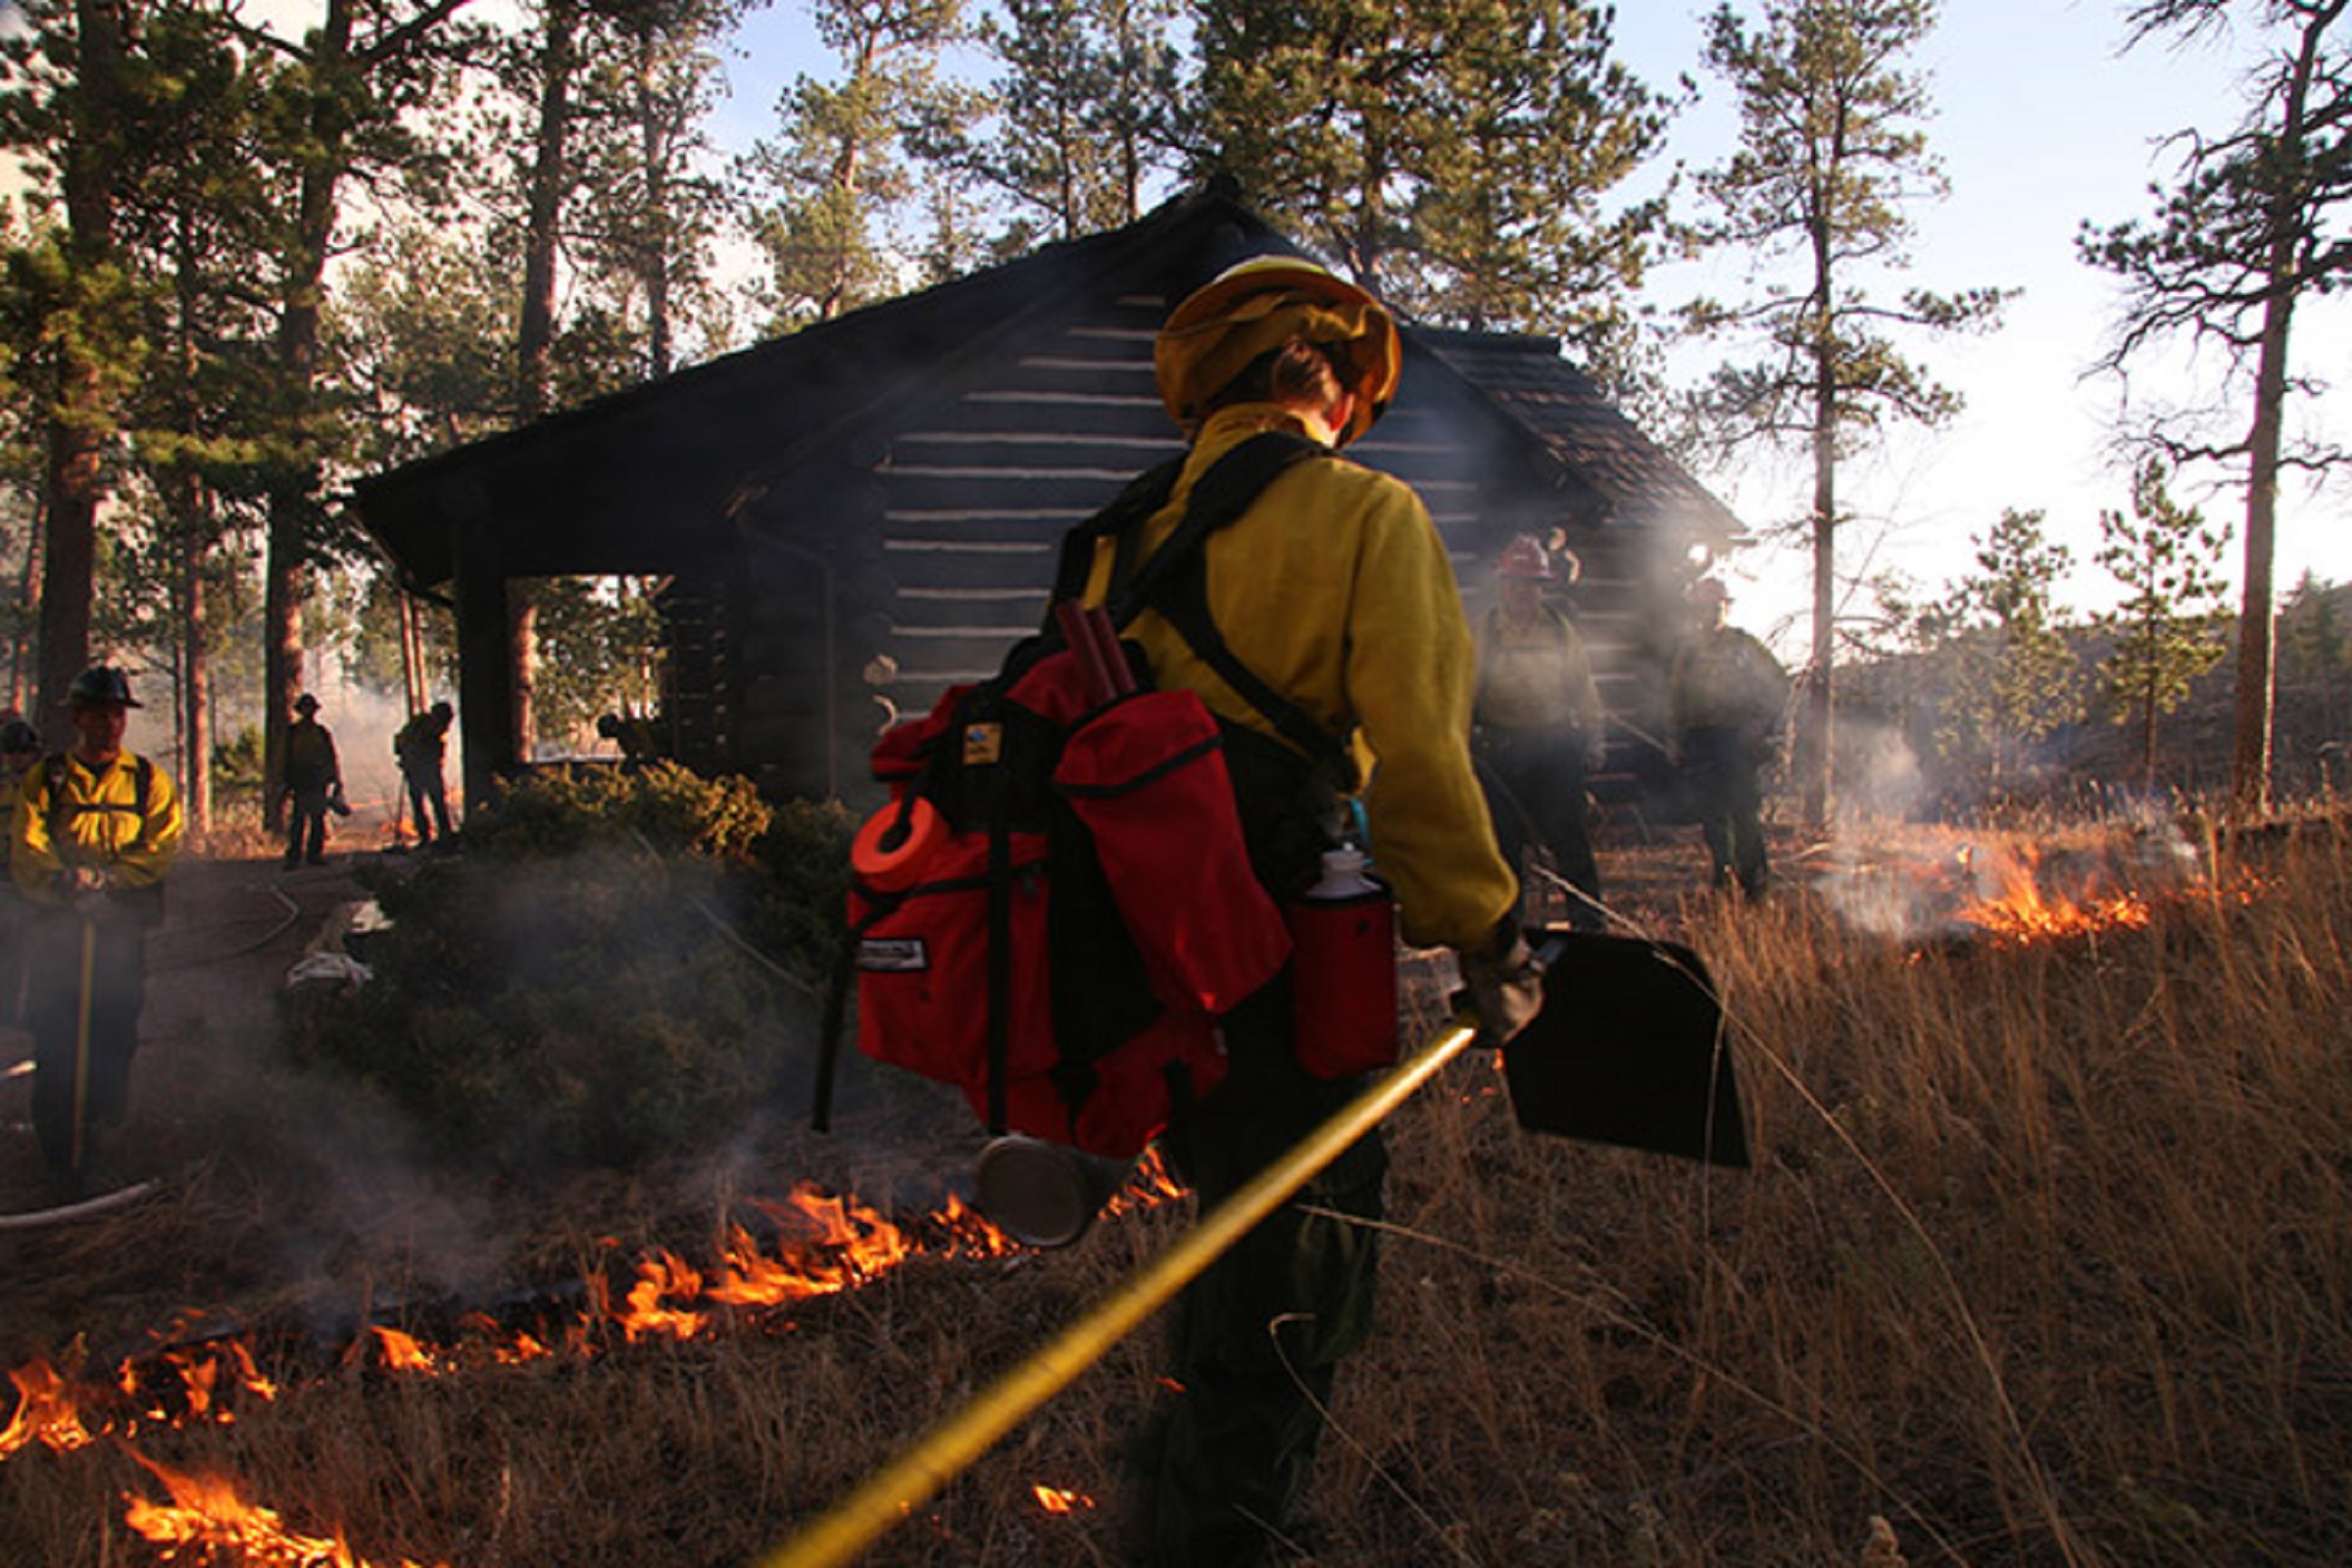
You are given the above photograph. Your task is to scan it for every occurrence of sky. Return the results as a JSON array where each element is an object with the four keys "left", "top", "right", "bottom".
[{"left": 710, "top": 1, "right": 2352, "bottom": 660}]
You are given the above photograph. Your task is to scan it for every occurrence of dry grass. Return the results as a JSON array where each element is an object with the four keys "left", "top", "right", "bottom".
[{"left": 3, "top": 812, "right": 2350, "bottom": 1566}]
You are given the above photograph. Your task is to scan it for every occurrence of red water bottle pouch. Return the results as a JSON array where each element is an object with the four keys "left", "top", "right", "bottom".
[{"left": 1286, "top": 883, "right": 1398, "bottom": 1079}]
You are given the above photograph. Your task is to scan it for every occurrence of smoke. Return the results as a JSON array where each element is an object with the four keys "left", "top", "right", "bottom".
[{"left": 1828, "top": 714, "right": 1927, "bottom": 824}]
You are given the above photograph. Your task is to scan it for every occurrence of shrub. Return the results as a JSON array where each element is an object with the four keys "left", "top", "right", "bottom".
[{"left": 283, "top": 766, "right": 836, "bottom": 1175}]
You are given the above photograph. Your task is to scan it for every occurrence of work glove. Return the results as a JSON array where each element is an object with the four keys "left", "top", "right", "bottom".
[{"left": 1452, "top": 920, "right": 1544, "bottom": 1047}]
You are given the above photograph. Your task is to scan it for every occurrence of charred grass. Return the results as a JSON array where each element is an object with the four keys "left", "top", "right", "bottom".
[{"left": 4, "top": 812, "right": 2352, "bottom": 1565}]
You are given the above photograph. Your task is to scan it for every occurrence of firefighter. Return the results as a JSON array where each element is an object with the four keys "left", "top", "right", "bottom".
[
  {"left": 281, "top": 694, "right": 344, "bottom": 868},
  {"left": 394, "top": 700, "right": 456, "bottom": 847},
  {"left": 1668, "top": 578, "right": 1790, "bottom": 898},
  {"left": 10, "top": 666, "right": 183, "bottom": 1193},
  {"left": 1473, "top": 534, "right": 1609, "bottom": 930},
  {"left": 1084, "top": 255, "right": 1542, "bottom": 1567},
  {"left": 595, "top": 710, "right": 660, "bottom": 769}
]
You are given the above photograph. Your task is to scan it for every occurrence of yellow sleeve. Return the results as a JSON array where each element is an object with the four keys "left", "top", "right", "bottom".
[
  {"left": 1345, "top": 484, "right": 1518, "bottom": 950},
  {"left": 111, "top": 760, "right": 183, "bottom": 889},
  {"left": 11, "top": 764, "right": 60, "bottom": 901}
]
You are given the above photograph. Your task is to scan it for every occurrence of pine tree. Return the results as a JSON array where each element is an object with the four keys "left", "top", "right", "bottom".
[
  {"left": 1936, "top": 508, "right": 2080, "bottom": 800},
  {"left": 1684, "top": 0, "right": 2009, "bottom": 825},
  {"left": 2094, "top": 460, "right": 2230, "bottom": 792},
  {"left": 1196, "top": 0, "right": 1672, "bottom": 375},
  {"left": 917, "top": 0, "right": 1186, "bottom": 248},
  {"left": 741, "top": 0, "right": 968, "bottom": 328},
  {"left": 2080, "top": 0, "right": 2352, "bottom": 816}
]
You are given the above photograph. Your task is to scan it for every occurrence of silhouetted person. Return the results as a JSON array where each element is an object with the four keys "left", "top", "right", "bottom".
[
  {"left": 1668, "top": 580, "right": 1788, "bottom": 898},
  {"left": 282, "top": 694, "right": 344, "bottom": 868},
  {"left": 394, "top": 700, "right": 456, "bottom": 847},
  {"left": 1473, "top": 535, "right": 1609, "bottom": 929},
  {"left": 596, "top": 711, "right": 660, "bottom": 770}
]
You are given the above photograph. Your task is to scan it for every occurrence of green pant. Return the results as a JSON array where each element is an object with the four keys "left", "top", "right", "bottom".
[{"left": 1146, "top": 976, "right": 1387, "bottom": 1567}]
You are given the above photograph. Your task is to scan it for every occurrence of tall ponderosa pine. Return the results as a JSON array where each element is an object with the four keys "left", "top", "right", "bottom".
[
  {"left": 742, "top": 0, "right": 967, "bottom": 328},
  {"left": 925, "top": 0, "right": 1186, "bottom": 248},
  {"left": 1197, "top": 0, "right": 1671, "bottom": 374},
  {"left": 2094, "top": 460, "right": 2230, "bottom": 792},
  {"left": 238, "top": 0, "right": 481, "bottom": 825},
  {"left": 114, "top": 9, "right": 284, "bottom": 833},
  {"left": 1685, "top": 0, "right": 2008, "bottom": 824},
  {"left": 0, "top": 0, "right": 148, "bottom": 739},
  {"left": 2080, "top": 0, "right": 2352, "bottom": 815},
  {"left": 572, "top": 0, "right": 742, "bottom": 377}
]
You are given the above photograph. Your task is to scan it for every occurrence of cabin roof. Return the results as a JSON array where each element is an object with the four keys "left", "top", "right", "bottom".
[{"left": 353, "top": 184, "right": 1741, "bottom": 592}]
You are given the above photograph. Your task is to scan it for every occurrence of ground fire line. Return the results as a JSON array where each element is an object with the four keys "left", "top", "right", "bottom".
[{"left": 2, "top": 1164, "right": 1179, "bottom": 1562}]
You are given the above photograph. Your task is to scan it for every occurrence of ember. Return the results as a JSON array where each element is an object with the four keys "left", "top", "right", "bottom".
[{"left": 1031, "top": 1483, "right": 1094, "bottom": 1514}]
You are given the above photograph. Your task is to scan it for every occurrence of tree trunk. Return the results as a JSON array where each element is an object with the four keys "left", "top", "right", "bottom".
[
  {"left": 35, "top": 0, "right": 132, "bottom": 743},
  {"left": 2226, "top": 5, "right": 2332, "bottom": 819},
  {"left": 510, "top": 590, "right": 537, "bottom": 760},
  {"left": 10, "top": 495, "right": 41, "bottom": 711},
  {"left": 634, "top": 20, "right": 673, "bottom": 378},
  {"left": 182, "top": 540, "right": 211, "bottom": 836},
  {"left": 517, "top": 0, "right": 576, "bottom": 420},
  {"left": 1803, "top": 219, "right": 1838, "bottom": 828},
  {"left": 263, "top": 0, "right": 358, "bottom": 833}
]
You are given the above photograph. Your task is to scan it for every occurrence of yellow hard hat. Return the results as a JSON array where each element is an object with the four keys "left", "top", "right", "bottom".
[{"left": 1153, "top": 256, "right": 1401, "bottom": 446}]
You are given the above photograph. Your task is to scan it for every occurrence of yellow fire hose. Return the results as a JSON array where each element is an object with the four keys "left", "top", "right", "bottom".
[{"left": 753, "top": 1012, "right": 1485, "bottom": 1568}]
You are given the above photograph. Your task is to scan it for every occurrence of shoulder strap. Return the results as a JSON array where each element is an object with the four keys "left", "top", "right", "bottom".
[
  {"left": 1103, "top": 433, "right": 1356, "bottom": 786},
  {"left": 1049, "top": 458, "right": 1186, "bottom": 608}
]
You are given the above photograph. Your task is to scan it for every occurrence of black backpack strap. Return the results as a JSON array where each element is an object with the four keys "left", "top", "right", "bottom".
[
  {"left": 1050, "top": 457, "right": 1186, "bottom": 610},
  {"left": 1105, "top": 433, "right": 1357, "bottom": 789}
]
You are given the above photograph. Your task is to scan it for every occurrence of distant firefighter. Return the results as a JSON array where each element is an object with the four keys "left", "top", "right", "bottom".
[
  {"left": 1472, "top": 535, "right": 1608, "bottom": 929},
  {"left": 596, "top": 710, "right": 661, "bottom": 769},
  {"left": 394, "top": 700, "right": 456, "bottom": 847},
  {"left": 281, "top": 693, "right": 346, "bottom": 868},
  {"left": 1668, "top": 579, "right": 1789, "bottom": 898}
]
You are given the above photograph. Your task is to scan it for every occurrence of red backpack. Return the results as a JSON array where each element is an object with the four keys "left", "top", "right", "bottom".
[{"left": 817, "top": 434, "right": 1346, "bottom": 1157}]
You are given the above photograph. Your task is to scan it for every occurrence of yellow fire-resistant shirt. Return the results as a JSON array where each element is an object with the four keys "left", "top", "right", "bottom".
[
  {"left": 12, "top": 751, "right": 185, "bottom": 904},
  {"left": 1082, "top": 404, "right": 1516, "bottom": 950},
  {"left": 1475, "top": 604, "right": 1604, "bottom": 735},
  {"left": 1669, "top": 626, "right": 1790, "bottom": 734}
]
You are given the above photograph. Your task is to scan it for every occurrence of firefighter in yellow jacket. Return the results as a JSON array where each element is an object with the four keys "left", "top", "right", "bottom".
[
  {"left": 1085, "top": 255, "right": 1541, "bottom": 1567},
  {"left": 11, "top": 665, "right": 183, "bottom": 1190}
]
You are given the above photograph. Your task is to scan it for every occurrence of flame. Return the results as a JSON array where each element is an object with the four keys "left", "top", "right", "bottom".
[
  {"left": 0, "top": 1356, "right": 96, "bottom": 1457},
  {"left": 370, "top": 1326, "right": 447, "bottom": 1374},
  {"left": 7, "top": 1164, "right": 1192, "bottom": 1557},
  {"left": 1954, "top": 843, "right": 2157, "bottom": 945},
  {"left": 124, "top": 1452, "right": 447, "bottom": 1568}
]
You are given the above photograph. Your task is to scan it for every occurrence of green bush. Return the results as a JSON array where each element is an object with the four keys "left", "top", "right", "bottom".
[
  {"left": 211, "top": 725, "right": 264, "bottom": 807},
  {"left": 284, "top": 766, "right": 846, "bottom": 1175}
]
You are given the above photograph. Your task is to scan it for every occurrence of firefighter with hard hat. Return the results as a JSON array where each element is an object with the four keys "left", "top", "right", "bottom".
[
  {"left": 10, "top": 665, "right": 183, "bottom": 1193},
  {"left": 1085, "top": 253, "right": 1539, "bottom": 1567},
  {"left": 1668, "top": 578, "right": 1789, "bottom": 897},
  {"left": 281, "top": 693, "right": 345, "bottom": 868},
  {"left": 1473, "top": 533, "right": 1610, "bottom": 929}
]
